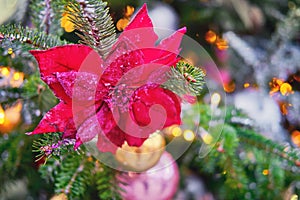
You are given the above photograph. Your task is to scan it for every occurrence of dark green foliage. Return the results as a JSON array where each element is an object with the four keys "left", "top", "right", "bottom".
[
  {"left": 96, "top": 165, "right": 123, "bottom": 200},
  {"left": 0, "top": 132, "right": 53, "bottom": 198},
  {"left": 29, "top": 0, "right": 67, "bottom": 35},
  {"left": 35, "top": 133, "right": 122, "bottom": 200},
  {"left": 163, "top": 61, "right": 206, "bottom": 97},
  {"left": 0, "top": 24, "right": 67, "bottom": 49},
  {"left": 188, "top": 105, "right": 300, "bottom": 200},
  {"left": 37, "top": 143, "right": 122, "bottom": 200},
  {"left": 67, "top": 0, "right": 116, "bottom": 58}
]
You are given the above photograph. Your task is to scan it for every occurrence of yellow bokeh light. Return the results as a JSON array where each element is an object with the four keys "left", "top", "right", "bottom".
[
  {"left": 291, "top": 130, "right": 300, "bottom": 146},
  {"left": 61, "top": 6, "right": 76, "bottom": 32},
  {"left": 211, "top": 92, "right": 221, "bottom": 106},
  {"left": 0, "top": 105, "right": 5, "bottom": 125},
  {"left": 116, "top": 18, "right": 130, "bottom": 31},
  {"left": 279, "top": 102, "right": 292, "bottom": 115},
  {"left": 205, "top": 30, "right": 217, "bottom": 44},
  {"left": 1, "top": 67, "right": 10, "bottom": 76},
  {"left": 13, "top": 72, "right": 20, "bottom": 80},
  {"left": 290, "top": 194, "right": 298, "bottom": 200},
  {"left": 8, "top": 48, "right": 13, "bottom": 55},
  {"left": 244, "top": 83, "right": 250, "bottom": 88},
  {"left": 215, "top": 37, "right": 229, "bottom": 50},
  {"left": 124, "top": 5, "right": 135, "bottom": 18},
  {"left": 269, "top": 77, "right": 284, "bottom": 95},
  {"left": 262, "top": 169, "right": 269, "bottom": 175},
  {"left": 183, "top": 129, "right": 195, "bottom": 142},
  {"left": 171, "top": 125, "right": 182, "bottom": 137},
  {"left": 280, "top": 83, "right": 293, "bottom": 96},
  {"left": 223, "top": 81, "right": 236, "bottom": 93},
  {"left": 202, "top": 133, "right": 213, "bottom": 144}
]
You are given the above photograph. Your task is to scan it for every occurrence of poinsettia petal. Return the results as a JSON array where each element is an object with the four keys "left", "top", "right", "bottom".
[
  {"left": 121, "top": 4, "right": 158, "bottom": 48},
  {"left": 157, "top": 27, "right": 186, "bottom": 55},
  {"left": 101, "top": 50, "right": 145, "bottom": 86},
  {"left": 30, "top": 45, "right": 103, "bottom": 102},
  {"left": 76, "top": 113, "right": 101, "bottom": 143},
  {"left": 129, "top": 84, "right": 181, "bottom": 128},
  {"left": 104, "top": 4, "right": 157, "bottom": 71},
  {"left": 56, "top": 71, "right": 107, "bottom": 102},
  {"left": 95, "top": 102, "right": 126, "bottom": 152},
  {"left": 30, "top": 45, "right": 95, "bottom": 76},
  {"left": 97, "top": 132, "right": 118, "bottom": 153},
  {"left": 28, "top": 102, "right": 76, "bottom": 135},
  {"left": 125, "top": 133, "right": 147, "bottom": 147},
  {"left": 141, "top": 27, "right": 186, "bottom": 66}
]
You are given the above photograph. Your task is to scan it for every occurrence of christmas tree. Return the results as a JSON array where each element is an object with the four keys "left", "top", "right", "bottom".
[{"left": 0, "top": 0, "right": 300, "bottom": 199}]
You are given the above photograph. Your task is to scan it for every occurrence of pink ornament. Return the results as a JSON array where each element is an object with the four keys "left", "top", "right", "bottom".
[{"left": 118, "top": 152, "right": 179, "bottom": 200}]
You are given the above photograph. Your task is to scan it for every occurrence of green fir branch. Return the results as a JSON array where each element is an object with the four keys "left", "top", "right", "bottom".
[
  {"left": 95, "top": 165, "right": 122, "bottom": 200},
  {"left": 29, "top": 0, "right": 67, "bottom": 35},
  {"left": 0, "top": 24, "right": 67, "bottom": 49},
  {"left": 54, "top": 154, "right": 93, "bottom": 199},
  {"left": 163, "top": 61, "right": 205, "bottom": 96},
  {"left": 189, "top": 104, "right": 300, "bottom": 199},
  {"left": 66, "top": 0, "right": 116, "bottom": 58},
  {"left": 236, "top": 127, "right": 300, "bottom": 172},
  {"left": 32, "top": 133, "right": 77, "bottom": 162}
]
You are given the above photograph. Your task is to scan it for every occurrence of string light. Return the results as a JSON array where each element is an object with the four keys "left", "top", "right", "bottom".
[
  {"left": 223, "top": 81, "right": 236, "bottom": 93},
  {"left": 183, "top": 129, "right": 195, "bottom": 141},
  {"left": 13, "top": 72, "right": 20, "bottom": 80},
  {"left": 0, "top": 105, "right": 5, "bottom": 125},
  {"left": 205, "top": 30, "right": 229, "bottom": 50},
  {"left": 10, "top": 71, "right": 24, "bottom": 87},
  {"left": 291, "top": 130, "right": 300, "bottom": 146},
  {"left": 7, "top": 48, "right": 13, "bottom": 55},
  {"left": 211, "top": 92, "right": 221, "bottom": 106},
  {"left": 0, "top": 66, "right": 10, "bottom": 76},
  {"left": 290, "top": 194, "right": 298, "bottom": 200},
  {"left": 202, "top": 132, "right": 213, "bottom": 144},
  {"left": 269, "top": 77, "right": 294, "bottom": 96},
  {"left": 262, "top": 169, "right": 269, "bottom": 175},
  {"left": 205, "top": 30, "right": 217, "bottom": 44},
  {"left": 280, "top": 82, "right": 293, "bottom": 96},
  {"left": 117, "top": 5, "right": 135, "bottom": 31},
  {"left": 243, "top": 83, "right": 250, "bottom": 88},
  {"left": 171, "top": 125, "right": 182, "bottom": 137},
  {"left": 279, "top": 102, "right": 292, "bottom": 115},
  {"left": 215, "top": 37, "right": 229, "bottom": 50}
]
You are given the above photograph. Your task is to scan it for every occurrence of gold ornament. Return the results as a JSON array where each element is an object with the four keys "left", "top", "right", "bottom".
[{"left": 115, "top": 131, "right": 165, "bottom": 172}]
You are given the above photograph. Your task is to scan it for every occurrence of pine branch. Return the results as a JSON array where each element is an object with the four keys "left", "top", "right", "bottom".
[
  {"left": 54, "top": 155, "right": 93, "bottom": 199},
  {"left": 66, "top": 0, "right": 116, "bottom": 58},
  {"left": 0, "top": 24, "right": 67, "bottom": 49},
  {"left": 162, "top": 61, "right": 205, "bottom": 96},
  {"left": 236, "top": 127, "right": 300, "bottom": 172},
  {"left": 188, "top": 104, "right": 300, "bottom": 199},
  {"left": 30, "top": 0, "right": 67, "bottom": 35},
  {"left": 95, "top": 165, "right": 122, "bottom": 200},
  {"left": 32, "top": 133, "right": 78, "bottom": 162}
]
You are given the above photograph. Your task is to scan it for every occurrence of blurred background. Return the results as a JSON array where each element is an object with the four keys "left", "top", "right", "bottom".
[{"left": 0, "top": 0, "right": 300, "bottom": 199}]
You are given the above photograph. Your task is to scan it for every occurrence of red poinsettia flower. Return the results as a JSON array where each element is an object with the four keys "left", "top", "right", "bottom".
[{"left": 28, "top": 4, "right": 186, "bottom": 153}]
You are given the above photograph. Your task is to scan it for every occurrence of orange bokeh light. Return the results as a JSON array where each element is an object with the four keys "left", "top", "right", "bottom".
[{"left": 205, "top": 30, "right": 217, "bottom": 44}]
